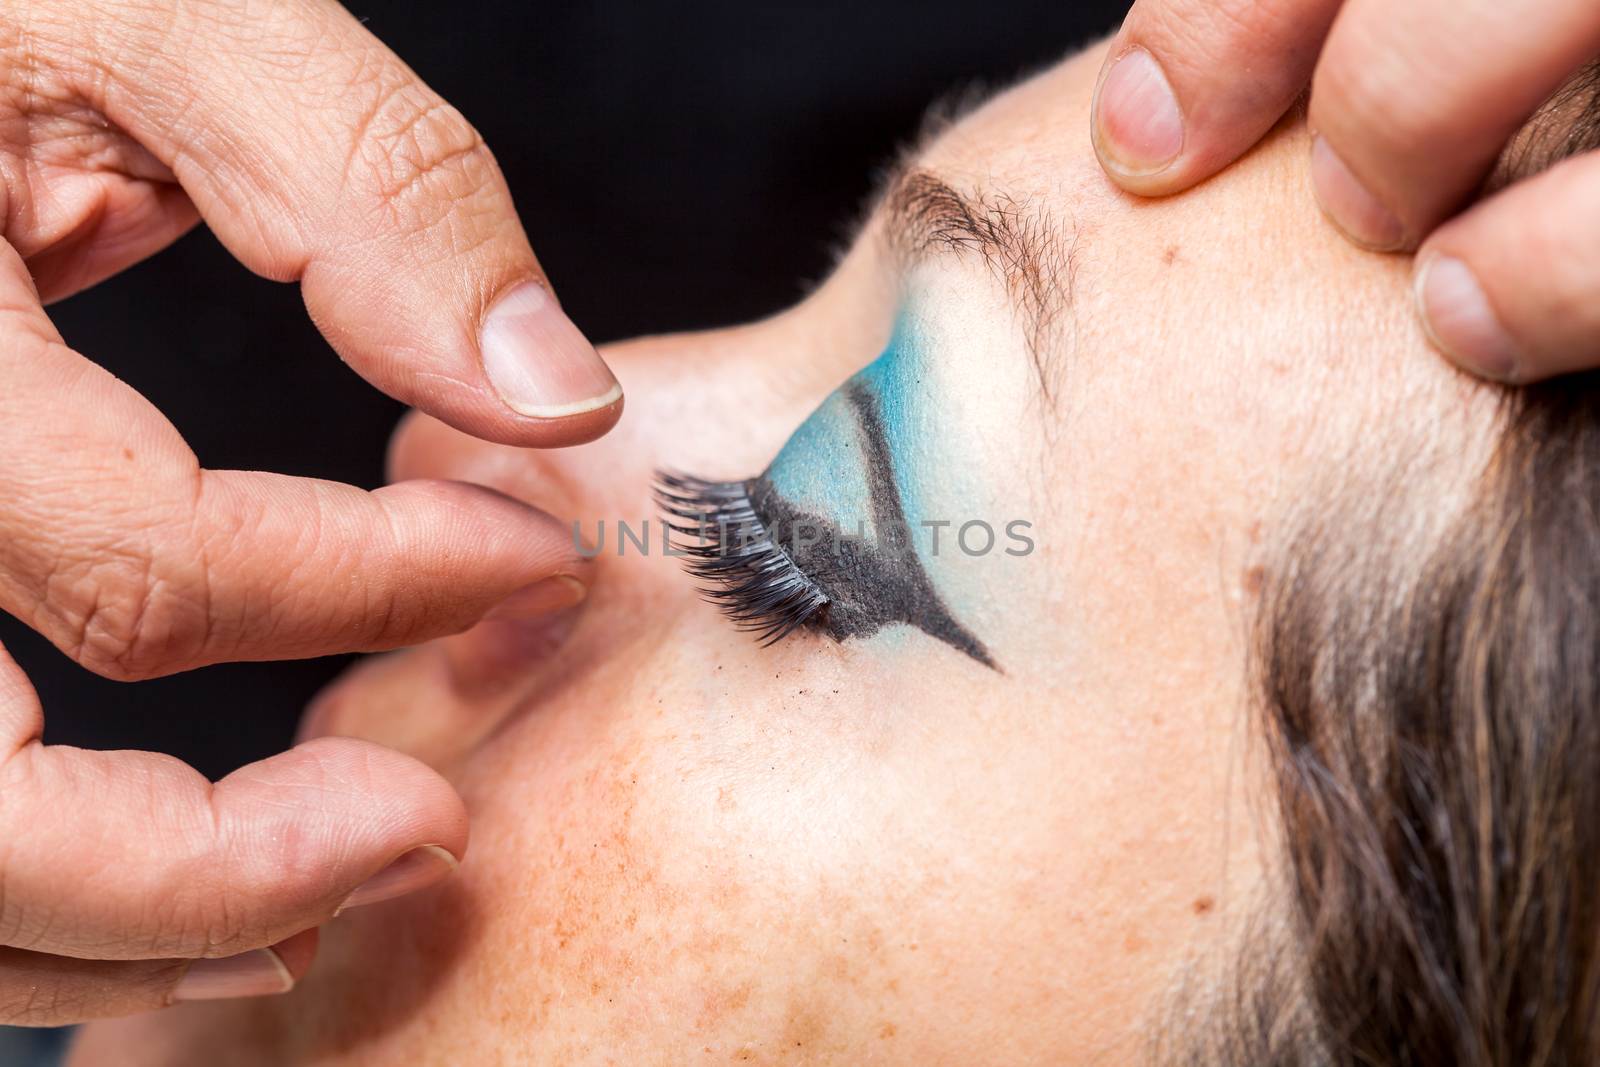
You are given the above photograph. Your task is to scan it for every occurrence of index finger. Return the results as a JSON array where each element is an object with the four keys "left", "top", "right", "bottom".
[
  {"left": 0, "top": 644, "right": 466, "bottom": 962},
  {"left": 1307, "top": 0, "right": 1600, "bottom": 250},
  {"left": 23, "top": 0, "right": 621, "bottom": 448},
  {"left": 0, "top": 243, "right": 588, "bottom": 680}
]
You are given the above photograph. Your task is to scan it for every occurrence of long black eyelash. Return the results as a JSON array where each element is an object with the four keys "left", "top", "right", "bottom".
[{"left": 653, "top": 471, "right": 828, "bottom": 646}]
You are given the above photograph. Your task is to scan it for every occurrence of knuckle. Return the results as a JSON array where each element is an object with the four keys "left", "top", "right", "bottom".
[
  {"left": 341, "top": 65, "right": 499, "bottom": 235},
  {"left": 333, "top": 491, "right": 425, "bottom": 648},
  {"left": 1136, "top": 0, "right": 1305, "bottom": 64},
  {"left": 41, "top": 541, "right": 210, "bottom": 682},
  {"left": 1313, "top": 37, "right": 1453, "bottom": 154},
  {"left": 1187, "top": 0, "right": 1286, "bottom": 47}
]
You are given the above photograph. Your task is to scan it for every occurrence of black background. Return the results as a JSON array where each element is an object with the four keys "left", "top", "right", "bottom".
[{"left": 9, "top": 1, "right": 1126, "bottom": 779}]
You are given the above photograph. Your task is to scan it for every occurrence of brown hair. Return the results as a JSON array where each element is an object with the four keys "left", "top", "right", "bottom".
[{"left": 1189, "top": 63, "right": 1600, "bottom": 1067}]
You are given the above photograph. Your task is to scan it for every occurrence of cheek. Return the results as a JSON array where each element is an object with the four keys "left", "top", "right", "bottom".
[
  {"left": 295, "top": 636, "right": 1084, "bottom": 1064},
  {"left": 363, "top": 699, "right": 926, "bottom": 1063},
  {"left": 450, "top": 656, "right": 923, "bottom": 1060},
  {"left": 404, "top": 652, "right": 1090, "bottom": 1064}
]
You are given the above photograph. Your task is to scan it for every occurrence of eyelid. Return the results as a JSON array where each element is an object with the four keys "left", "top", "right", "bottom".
[
  {"left": 657, "top": 318, "right": 997, "bottom": 670},
  {"left": 876, "top": 166, "right": 1073, "bottom": 408}
]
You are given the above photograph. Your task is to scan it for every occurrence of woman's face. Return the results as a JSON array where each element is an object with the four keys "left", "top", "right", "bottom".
[{"left": 72, "top": 40, "right": 1491, "bottom": 1066}]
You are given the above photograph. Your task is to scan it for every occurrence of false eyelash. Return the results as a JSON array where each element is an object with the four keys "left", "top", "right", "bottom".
[{"left": 654, "top": 471, "right": 828, "bottom": 646}]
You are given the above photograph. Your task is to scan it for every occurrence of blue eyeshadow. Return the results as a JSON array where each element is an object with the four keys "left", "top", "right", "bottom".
[
  {"left": 763, "top": 313, "right": 937, "bottom": 540},
  {"left": 746, "top": 312, "right": 996, "bottom": 669}
]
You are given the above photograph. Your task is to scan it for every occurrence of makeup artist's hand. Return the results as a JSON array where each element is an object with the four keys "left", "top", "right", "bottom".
[
  {"left": 0, "top": 0, "right": 609, "bottom": 1024},
  {"left": 1090, "top": 0, "right": 1600, "bottom": 383}
]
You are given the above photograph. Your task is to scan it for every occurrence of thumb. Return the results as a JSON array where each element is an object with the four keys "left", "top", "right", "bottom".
[
  {"left": 28, "top": 0, "right": 621, "bottom": 448},
  {"left": 0, "top": 643, "right": 468, "bottom": 962},
  {"left": 1092, "top": 0, "right": 1343, "bottom": 196}
]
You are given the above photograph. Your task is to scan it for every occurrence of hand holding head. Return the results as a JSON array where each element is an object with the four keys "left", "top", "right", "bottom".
[{"left": 1091, "top": 0, "right": 1600, "bottom": 383}]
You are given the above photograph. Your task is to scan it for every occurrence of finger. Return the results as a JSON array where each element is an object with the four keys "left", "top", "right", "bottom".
[
  {"left": 1309, "top": 0, "right": 1600, "bottom": 250},
  {"left": 0, "top": 928, "right": 317, "bottom": 1026},
  {"left": 0, "top": 644, "right": 465, "bottom": 961},
  {"left": 1413, "top": 148, "right": 1600, "bottom": 382},
  {"left": 17, "top": 177, "right": 200, "bottom": 306},
  {"left": 1092, "top": 0, "right": 1343, "bottom": 196},
  {"left": 0, "top": 240, "right": 592, "bottom": 679},
  {"left": 0, "top": 69, "right": 200, "bottom": 304},
  {"left": 27, "top": 0, "right": 621, "bottom": 447}
]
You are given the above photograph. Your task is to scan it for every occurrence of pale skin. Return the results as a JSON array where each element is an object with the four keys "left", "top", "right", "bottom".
[
  {"left": 2, "top": 0, "right": 1585, "bottom": 1031},
  {"left": 1092, "top": 0, "right": 1600, "bottom": 383},
  {"left": 69, "top": 42, "right": 1505, "bottom": 1065},
  {"left": 0, "top": 0, "right": 626, "bottom": 1018}
]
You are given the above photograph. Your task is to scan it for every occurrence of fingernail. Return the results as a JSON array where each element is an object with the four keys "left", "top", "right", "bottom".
[
  {"left": 481, "top": 282, "right": 622, "bottom": 420},
  {"left": 1415, "top": 254, "right": 1519, "bottom": 381},
  {"left": 337, "top": 844, "right": 459, "bottom": 915},
  {"left": 173, "top": 948, "right": 293, "bottom": 1002},
  {"left": 1311, "top": 137, "right": 1406, "bottom": 251},
  {"left": 484, "top": 575, "right": 587, "bottom": 622},
  {"left": 1093, "top": 48, "right": 1184, "bottom": 177}
]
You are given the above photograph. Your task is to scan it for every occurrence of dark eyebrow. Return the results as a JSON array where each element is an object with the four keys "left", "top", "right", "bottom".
[{"left": 877, "top": 164, "right": 1075, "bottom": 405}]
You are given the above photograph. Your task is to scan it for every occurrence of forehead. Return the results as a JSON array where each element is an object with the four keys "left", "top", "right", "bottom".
[
  {"left": 915, "top": 45, "right": 1117, "bottom": 225},
  {"left": 917, "top": 39, "right": 1496, "bottom": 493},
  {"left": 887, "top": 40, "right": 1509, "bottom": 709}
]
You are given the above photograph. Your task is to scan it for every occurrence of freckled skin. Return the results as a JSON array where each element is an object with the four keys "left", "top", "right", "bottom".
[{"left": 67, "top": 34, "right": 1490, "bottom": 1067}]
